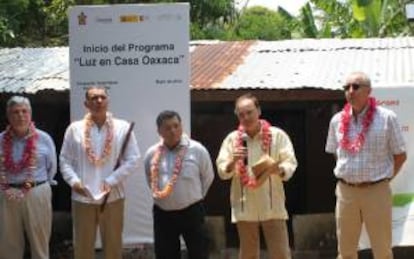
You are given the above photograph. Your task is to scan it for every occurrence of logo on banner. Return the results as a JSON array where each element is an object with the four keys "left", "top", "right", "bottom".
[
  {"left": 78, "top": 12, "right": 87, "bottom": 25},
  {"left": 120, "top": 14, "right": 145, "bottom": 23},
  {"left": 157, "top": 14, "right": 183, "bottom": 21},
  {"left": 96, "top": 16, "right": 113, "bottom": 24},
  {"left": 376, "top": 99, "right": 400, "bottom": 107}
]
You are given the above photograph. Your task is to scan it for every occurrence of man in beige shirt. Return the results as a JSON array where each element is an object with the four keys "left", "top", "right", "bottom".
[{"left": 216, "top": 93, "right": 297, "bottom": 259}]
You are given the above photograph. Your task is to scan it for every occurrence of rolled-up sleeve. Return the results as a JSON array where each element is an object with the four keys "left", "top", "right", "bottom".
[
  {"left": 105, "top": 129, "right": 140, "bottom": 186},
  {"left": 325, "top": 114, "right": 340, "bottom": 154},
  {"left": 216, "top": 133, "right": 236, "bottom": 180},
  {"left": 199, "top": 145, "right": 214, "bottom": 197},
  {"left": 274, "top": 129, "right": 297, "bottom": 181},
  {"left": 59, "top": 125, "right": 81, "bottom": 187},
  {"left": 388, "top": 112, "right": 406, "bottom": 154},
  {"left": 44, "top": 133, "right": 57, "bottom": 185}
]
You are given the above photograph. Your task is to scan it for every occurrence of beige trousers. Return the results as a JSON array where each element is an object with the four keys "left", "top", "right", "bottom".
[
  {"left": 0, "top": 183, "right": 52, "bottom": 259},
  {"left": 72, "top": 198, "right": 124, "bottom": 259},
  {"left": 336, "top": 181, "right": 393, "bottom": 259},
  {"left": 236, "top": 219, "right": 291, "bottom": 259}
]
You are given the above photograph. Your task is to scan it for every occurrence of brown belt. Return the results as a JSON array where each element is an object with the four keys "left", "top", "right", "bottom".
[
  {"left": 8, "top": 180, "right": 47, "bottom": 189},
  {"left": 338, "top": 178, "right": 389, "bottom": 188}
]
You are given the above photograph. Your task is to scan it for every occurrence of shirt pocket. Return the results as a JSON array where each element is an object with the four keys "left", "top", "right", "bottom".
[
  {"left": 368, "top": 124, "right": 387, "bottom": 152},
  {"left": 36, "top": 144, "right": 50, "bottom": 170},
  {"left": 180, "top": 156, "right": 199, "bottom": 180}
]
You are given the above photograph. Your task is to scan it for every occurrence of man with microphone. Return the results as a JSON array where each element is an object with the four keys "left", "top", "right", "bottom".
[{"left": 216, "top": 93, "right": 298, "bottom": 259}]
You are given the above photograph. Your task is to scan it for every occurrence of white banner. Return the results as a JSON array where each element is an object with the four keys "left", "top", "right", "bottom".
[
  {"left": 359, "top": 87, "right": 414, "bottom": 248},
  {"left": 69, "top": 4, "right": 190, "bottom": 245}
]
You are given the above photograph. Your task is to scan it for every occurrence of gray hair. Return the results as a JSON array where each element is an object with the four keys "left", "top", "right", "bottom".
[
  {"left": 348, "top": 71, "right": 372, "bottom": 88},
  {"left": 6, "top": 96, "right": 32, "bottom": 114}
]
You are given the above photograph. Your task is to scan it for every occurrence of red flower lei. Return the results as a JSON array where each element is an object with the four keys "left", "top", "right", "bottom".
[
  {"left": 150, "top": 143, "right": 187, "bottom": 199},
  {"left": 0, "top": 122, "right": 38, "bottom": 200},
  {"left": 236, "top": 119, "right": 272, "bottom": 188},
  {"left": 83, "top": 113, "right": 114, "bottom": 166},
  {"left": 339, "top": 97, "right": 376, "bottom": 153}
]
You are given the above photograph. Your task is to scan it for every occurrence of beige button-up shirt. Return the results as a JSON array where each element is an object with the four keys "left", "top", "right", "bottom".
[{"left": 216, "top": 126, "right": 297, "bottom": 222}]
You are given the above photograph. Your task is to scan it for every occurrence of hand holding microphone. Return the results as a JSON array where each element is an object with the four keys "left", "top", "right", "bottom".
[
  {"left": 225, "top": 133, "right": 248, "bottom": 173},
  {"left": 233, "top": 133, "right": 248, "bottom": 164}
]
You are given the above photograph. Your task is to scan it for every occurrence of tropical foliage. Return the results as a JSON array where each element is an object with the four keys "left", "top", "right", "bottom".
[
  {"left": 0, "top": 0, "right": 413, "bottom": 47},
  {"left": 0, "top": 0, "right": 235, "bottom": 46},
  {"left": 298, "top": 0, "right": 413, "bottom": 38},
  {"left": 234, "top": 6, "right": 291, "bottom": 40},
  {"left": 0, "top": 0, "right": 74, "bottom": 46}
]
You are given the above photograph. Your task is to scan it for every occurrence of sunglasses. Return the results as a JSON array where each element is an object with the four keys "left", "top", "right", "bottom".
[{"left": 343, "top": 83, "right": 364, "bottom": 91}]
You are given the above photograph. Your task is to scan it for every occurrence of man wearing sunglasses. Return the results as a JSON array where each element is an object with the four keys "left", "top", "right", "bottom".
[{"left": 326, "top": 72, "right": 407, "bottom": 259}]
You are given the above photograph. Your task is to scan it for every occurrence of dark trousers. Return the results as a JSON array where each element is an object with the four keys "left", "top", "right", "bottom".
[{"left": 153, "top": 201, "right": 209, "bottom": 259}]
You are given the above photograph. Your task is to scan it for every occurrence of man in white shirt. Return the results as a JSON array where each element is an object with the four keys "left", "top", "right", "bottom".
[
  {"left": 60, "top": 86, "right": 140, "bottom": 259},
  {"left": 144, "top": 110, "right": 214, "bottom": 259}
]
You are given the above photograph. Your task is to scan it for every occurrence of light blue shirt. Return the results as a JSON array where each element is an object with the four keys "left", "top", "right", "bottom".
[
  {"left": 144, "top": 135, "right": 214, "bottom": 211},
  {"left": 0, "top": 129, "right": 57, "bottom": 185}
]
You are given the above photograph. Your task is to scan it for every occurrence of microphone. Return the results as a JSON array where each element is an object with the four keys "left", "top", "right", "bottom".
[{"left": 242, "top": 133, "right": 248, "bottom": 165}]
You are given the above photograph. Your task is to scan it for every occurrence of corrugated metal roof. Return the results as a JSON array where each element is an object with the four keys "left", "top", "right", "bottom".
[
  {"left": 0, "top": 47, "right": 68, "bottom": 93},
  {"left": 190, "top": 41, "right": 255, "bottom": 89},
  {"left": 1, "top": 37, "right": 414, "bottom": 93},
  {"left": 215, "top": 37, "right": 414, "bottom": 90}
]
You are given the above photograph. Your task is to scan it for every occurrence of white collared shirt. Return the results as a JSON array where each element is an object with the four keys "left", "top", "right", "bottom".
[
  {"left": 144, "top": 135, "right": 214, "bottom": 210},
  {"left": 60, "top": 116, "right": 140, "bottom": 204}
]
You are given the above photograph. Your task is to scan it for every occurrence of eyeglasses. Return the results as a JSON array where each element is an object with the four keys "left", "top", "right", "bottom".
[{"left": 343, "top": 83, "right": 364, "bottom": 91}]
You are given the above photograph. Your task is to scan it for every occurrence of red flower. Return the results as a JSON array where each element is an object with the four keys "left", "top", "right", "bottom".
[
  {"left": 0, "top": 122, "right": 38, "bottom": 200},
  {"left": 339, "top": 97, "right": 376, "bottom": 153},
  {"left": 236, "top": 119, "right": 272, "bottom": 188}
]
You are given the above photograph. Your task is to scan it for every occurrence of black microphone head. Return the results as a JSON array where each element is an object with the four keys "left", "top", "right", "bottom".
[
  {"left": 241, "top": 133, "right": 248, "bottom": 164},
  {"left": 242, "top": 133, "right": 248, "bottom": 147}
]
